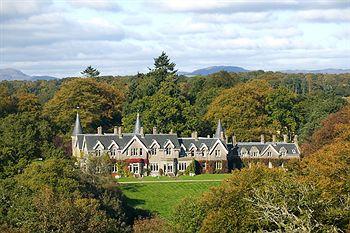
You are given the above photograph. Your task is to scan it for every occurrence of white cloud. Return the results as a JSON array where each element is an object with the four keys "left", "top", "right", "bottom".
[
  {"left": 65, "top": 0, "right": 121, "bottom": 12},
  {"left": 0, "top": 0, "right": 53, "bottom": 21},
  {"left": 297, "top": 9, "right": 350, "bottom": 22}
]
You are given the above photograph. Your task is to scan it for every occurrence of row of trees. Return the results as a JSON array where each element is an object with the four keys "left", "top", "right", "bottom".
[{"left": 169, "top": 104, "right": 350, "bottom": 232}]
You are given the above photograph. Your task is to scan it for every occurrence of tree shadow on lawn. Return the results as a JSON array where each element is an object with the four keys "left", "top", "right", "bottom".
[{"left": 119, "top": 183, "right": 158, "bottom": 218}]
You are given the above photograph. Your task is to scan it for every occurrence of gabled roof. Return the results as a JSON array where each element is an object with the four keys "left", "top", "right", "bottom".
[{"left": 235, "top": 142, "right": 300, "bottom": 156}]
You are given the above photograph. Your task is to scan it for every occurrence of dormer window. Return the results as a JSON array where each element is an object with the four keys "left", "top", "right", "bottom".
[
  {"left": 150, "top": 148, "right": 157, "bottom": 155},
  {"left": 267, "top": 151, "right": 272, "bottom": 157},
  {"left": 190, "top": 150, "right": 195, "bottom": 157},
  {"left": 215, "top": 149, "right": 221, "bottom": 157},
  {"left": 280, "top": 147, "right": 287, "bottom": 156},
  {"left": 201, "top": 148, "right": 206, "bottom": 157},
  {"left": 131, "top": 148, "right": 138, "bottom": 156},
  {"left": 111, "top": 148, "right": 117, "bottom": 157},
  {"left": 96, "top": 149, "right": 103, "bottom": 157},
  {"left": 165, "top": 147, "right": 171, "bottom": 155}
]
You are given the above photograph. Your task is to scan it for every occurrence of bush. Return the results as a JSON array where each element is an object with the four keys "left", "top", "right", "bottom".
[{"left": 185, "top": 160, "right": 201, "bottom": 175}]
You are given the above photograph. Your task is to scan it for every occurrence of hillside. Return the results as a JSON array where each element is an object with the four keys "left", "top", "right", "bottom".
[
  {"left": 180, "top": 66, "right": 249, "bottom": 76},
  {"left": 0, "top": 68, "right": 57, "bottom": 81}
]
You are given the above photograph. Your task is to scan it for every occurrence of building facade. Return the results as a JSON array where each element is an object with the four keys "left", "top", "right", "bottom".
[{"left": 72, "top": 113, "right": 300, "bottom": 177}]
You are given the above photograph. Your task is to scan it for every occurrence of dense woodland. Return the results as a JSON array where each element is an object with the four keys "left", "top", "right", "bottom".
[{"left": 0, "top": 53, "right": 349, "bottom": 232}]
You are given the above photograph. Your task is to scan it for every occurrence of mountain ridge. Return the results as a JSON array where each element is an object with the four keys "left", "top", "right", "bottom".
[{"left": 0, "top": 68, "right": 58, "bottom": 81}]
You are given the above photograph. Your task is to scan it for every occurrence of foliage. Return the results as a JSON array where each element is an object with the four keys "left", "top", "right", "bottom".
[
  {"left": 81, "top": 65, "right": 100, "bottom": 78},
  {"left": 205, "top": 80, "right": 273, "bottom": 141},
  {"left": 133, "top": 217, "right": 172, "bottom": 233},
  {"left": 185, "top": 159, "right": 201, "bottom": 175},
  {"left": 0, "top": 113, "right": 64, "bottom": 178},
  {"left": 0, "top": 158, "right": 133, "bottom": 232},
  {"left": 43, "top": 78, "right": 124, "bottom": 134}
]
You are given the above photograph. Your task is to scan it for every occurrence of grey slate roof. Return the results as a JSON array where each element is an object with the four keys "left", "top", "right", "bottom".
[
  {"left": 235, "top": 142, "right": 300, "bottom": 156},
  {"left": 179, "top": 137, "right": 225, "bottom": 150}
]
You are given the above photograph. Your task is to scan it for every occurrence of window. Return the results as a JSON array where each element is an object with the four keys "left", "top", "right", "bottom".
[
  {"left": 96, "top": 149, "right": 103, "bottom": 157},
  {"left": 150, "top": 163, "right": 159, "bottom": 172},
  {"left": 112, "top": 164, "right": 117, "bottom": 173},
  {"left": 178, "top": 162, "right": 187, "bottom": 171},
  {"left": 130, "top": 163, "right": 139, "bottom": 174},
  {"left": 166, "top": 163, "right": 173, "bottom": 172},
  {"left": 215, "top": 161, "right": 222, "bottom": 170},
  {"left": 215, "top": 149, "right": 221, "bottom": 157},
  {"left": 165, "top": 147, "right": 171, "bottom": 155},
  {"left": 202, "top": 162, "right": 206, "bottom": 170},
  {"left": 96, "top": 166, "right": 101, "bottom": 173},
  {"left": 267, "top": 151, "right": 272, "bottom": 157},
  {"left": 111, "top": 148, "right": 117, "bottom": 157},
  {"left": 292, "top": 149, "right": 296, "bottom": 154},
  {"left": 131, "top": 148, "right": 138, "bottom": 156},
  {"left": 241, "top": 149, "right": 248, "bottom": 157},
  {"left": 150, "top": 148, "right": 157, "bottom": 155},
  {"left": 139, "top": 148, "right": 143, "bottom": 156},
  {"left": 280, "top": 147, "right": 287, "bottom": 156},
  {"left": 201, "top": 149, "right": 206, "bottom": 157},
  {"left": 190, "top": 150, "right": 195, "bottom": 157}
]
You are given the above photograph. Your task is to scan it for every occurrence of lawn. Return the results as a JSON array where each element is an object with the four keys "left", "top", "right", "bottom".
[{"left": 118, "top": 174, "right": 231, "bottom": 219}]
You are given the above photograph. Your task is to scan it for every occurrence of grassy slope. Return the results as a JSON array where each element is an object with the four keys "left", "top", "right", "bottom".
[{"left": 119, "top": 174, "right": 231, "bottom": 219}]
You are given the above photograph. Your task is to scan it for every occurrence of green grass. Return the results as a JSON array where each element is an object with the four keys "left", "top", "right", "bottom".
[
  {"left": 118, "top": 173, "right": 231, "bottom": 182},
  {"left": 119, "top": 174, "right": 231, "bottom": 219}
]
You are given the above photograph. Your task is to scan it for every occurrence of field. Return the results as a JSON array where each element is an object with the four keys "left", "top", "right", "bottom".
[{"left": 118, "top": 174, "right": 231, "bottom": 219}]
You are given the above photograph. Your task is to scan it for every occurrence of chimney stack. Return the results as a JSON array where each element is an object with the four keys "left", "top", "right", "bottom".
[
  {"left": 232, "top": 135, "right": 237, "bottom": 145},
  {"left": 118, "top": 127, "right": 122, "bottom": 138},
  {"left": 220, "top": 131, "right": 225, "bottom": 140},
  {"left": 193, "top": 131, "right": 198, "bottom": 141},
  {"left": 97, "top": 126, "right": 102, "bottom": 135},
  {"left": 283, "top": 134, "right": 288, "bottom": 143},
  {"left": 153, "top": 127, "right": 157, "bottom": 134},
  {"left": 293, "top": 135, "right": 298, "bottom": 144},
  {"left": 260, "top": 134, "right": 265, "bottom": 144},
  {"left": 114, "top": 126, "right": 118, "bottom": 135},
  {"left": 140, "top": 127, "right": 144, "bottom": 137},
  {"left": 170, "top": 129, "right": 173, "bottom": 134},
  {"left": 207, "top": 135, "right": 210, "bottom": 138},
  {"left": 225, "top": 135, "right": 228, "bottom": 144},
  {"left": 272, "top": 135, "right": 276, "bottom": 143}
]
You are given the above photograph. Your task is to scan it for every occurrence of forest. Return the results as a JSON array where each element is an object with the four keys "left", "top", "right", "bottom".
[{"left": 0, "top": 52, "right": 349, "bottom": 232}]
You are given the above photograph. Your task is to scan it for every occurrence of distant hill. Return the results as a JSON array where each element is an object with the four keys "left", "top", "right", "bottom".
[
  {"left": 281, "top": 68, "right": 350, "bottom": 74},
  {"left": 0, "top": 68, "right": 57, "bottom": 81},
  {"left": 179, "top": 66, "right": 249, "bottom": 76}
]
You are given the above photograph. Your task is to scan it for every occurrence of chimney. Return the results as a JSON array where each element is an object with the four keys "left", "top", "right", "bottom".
[
  {"left": 232, "top": 135, "right": 237, "bottom": 145},
  {"left": 207, "top": 135, "right": 210, "bottom": 138},
  {"left": 193, "top": 131, "right": 198, "bottom": 141},
  {"left": 220, "top": 131, "right": 225, "bottom": 140},
  {"left": 272, "top": 135, "right": 276, "bottom": 143},
  {"left": 114, "top": 126, "right": 118, "bottom": 135},
  {"left": 97, "top": 126, "right": 102, "bottom": 135},
  {"left": 293, "top": 135, "right": 298, "bottom": 144},
  {"left": 283, "top": 134, "right": 288, "bottom": 143},
  {"left": 140, "top": 127, "right": 144, "bottom": 137},
  {"left": 153, "top": 127, "right": 157, "bottom": 134},
  {"left": 118, "top": 127, "right": 122, "bottom": 138},
  {"left": 260, "top": 134, "right": 265, "bottom": 144},
  {"left": 225, "top": 135, "right": 228, "bottom": 144},
  {"left": 170, "top": 129, "right": 173, "bottom": 134}
]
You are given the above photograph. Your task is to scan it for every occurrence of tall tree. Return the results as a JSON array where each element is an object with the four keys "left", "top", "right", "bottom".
[
  {"left": 43, "top": 78, "right": 124, "bottom": 134},
  {"left": 81, "top": 66, "right": 100, "bottom": 78},
  {"left": 205, "top": 80, "right": 273, "bottom": 141}
]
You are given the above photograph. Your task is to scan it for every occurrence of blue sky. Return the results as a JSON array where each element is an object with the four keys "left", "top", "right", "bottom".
[{"left": 1, "top": 0, "right": 349, "bottom": 78}]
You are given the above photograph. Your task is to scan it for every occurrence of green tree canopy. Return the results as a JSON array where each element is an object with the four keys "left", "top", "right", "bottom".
[
  {"left": 43, "top": 78, "right": 124, "bottom": 134},
  {"left": 205, "top": 80, "right": 273, "bottom": 141},
  {"left": 81, "top": 65, "right": 100, "bottom": 78}
]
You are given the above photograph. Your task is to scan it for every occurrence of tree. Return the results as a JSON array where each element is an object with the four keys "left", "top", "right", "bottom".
[
  {"left": 152, "top": 51, "right": 177, "bottom": 77},
  {"left": 205, "top": 80, "right": 273, "bottom": 141},
  {"left": 123, "top": 93, "right": 202, "bottom": 136},
  {"left": 43, "top": 78, "right": 124, "bottom": 134},
  {"left": 0, "top": 113, "right": 64, "bottom": 178},
  {"left": 265, "top": 87, "right": 301, "bottom": 138},
  {"left": 81, "top": 65, "right": 100, "bottom": 78},
  {"left": 0, "top": 158, "right": 133, "bottom": 232}
]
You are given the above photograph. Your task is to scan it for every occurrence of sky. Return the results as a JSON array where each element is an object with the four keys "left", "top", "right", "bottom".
[{"left": 0, "top": 0, "right": 349, "bottom": 78}]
